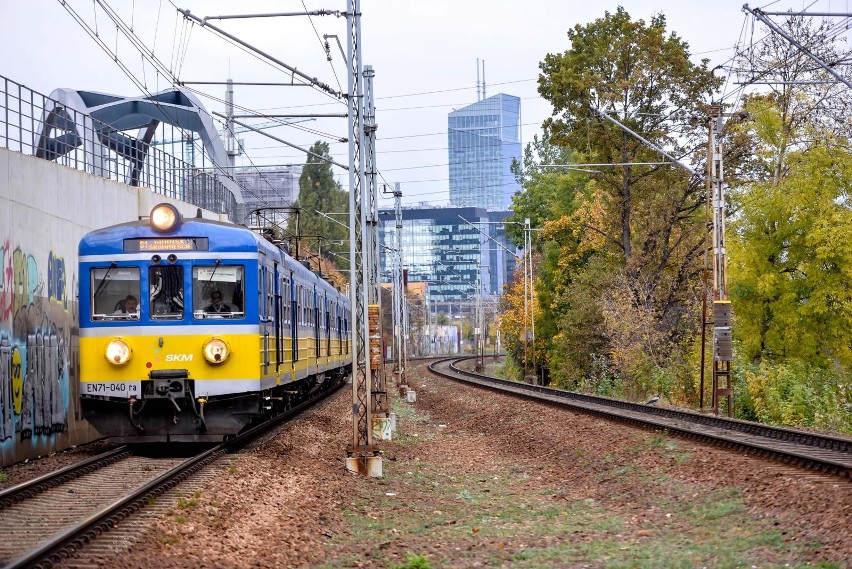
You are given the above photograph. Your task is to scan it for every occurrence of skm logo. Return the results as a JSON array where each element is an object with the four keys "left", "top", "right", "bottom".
[{"left": 165, "top": 354, "right": 194, "bottom": 362}]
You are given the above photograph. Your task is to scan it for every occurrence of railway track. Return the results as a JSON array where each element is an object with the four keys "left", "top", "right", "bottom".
[
  {"left": 0, "top": 379, "right": 347, "bottom": 569},
  {"left": 429, "top": 357, "right": 852, "bottom": 479}
]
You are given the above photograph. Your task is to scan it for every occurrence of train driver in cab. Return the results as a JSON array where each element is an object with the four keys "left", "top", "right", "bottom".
[
  {"left": 113, "top": 295, "right": 139, "bottom": 317},
  {"left": 204, "top": 290, "right": 231, "bottom": 314}
]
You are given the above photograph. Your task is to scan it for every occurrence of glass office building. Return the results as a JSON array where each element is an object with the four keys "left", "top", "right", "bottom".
[
  {"left": 448, "top": 94, "right": 522, "bottom": 211},
  {"left": 378, "top": 206, "right": 518, "bottom": 311}
]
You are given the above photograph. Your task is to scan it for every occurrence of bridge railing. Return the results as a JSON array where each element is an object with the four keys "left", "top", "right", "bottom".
[{"left": 0, "top": 75, "right": 238, "bottom": 220}]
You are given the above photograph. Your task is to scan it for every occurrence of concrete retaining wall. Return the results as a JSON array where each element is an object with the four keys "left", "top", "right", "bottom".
[{"left": 0, "top": 148, "right": 223, "bottom": 467}]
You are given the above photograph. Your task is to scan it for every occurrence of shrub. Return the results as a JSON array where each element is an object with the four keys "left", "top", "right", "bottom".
[{"left": 740, "top": 358, "right": 851, "bottom": 434}]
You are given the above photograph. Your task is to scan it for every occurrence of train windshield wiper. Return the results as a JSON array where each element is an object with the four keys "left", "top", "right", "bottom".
[
  {"left": 92, "top": 262, "right": 117, "bottom": 302},
  {"left": 200, "top": 259, "right": 221, "bottom": 299}
]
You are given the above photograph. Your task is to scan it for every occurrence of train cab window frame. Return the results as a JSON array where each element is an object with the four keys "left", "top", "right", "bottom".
[
  {"left": 192, "top": 265, "right": 245, "bottom": 320},
  {"left": 149, "top": 266, "right": 185, "bottom": 320},
  {"left": 90, "top": 266, "right": 142, "bottom": 321}
]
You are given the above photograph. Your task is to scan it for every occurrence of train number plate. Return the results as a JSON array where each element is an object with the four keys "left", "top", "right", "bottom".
[{"left": 83, "top": 381, "right": 141, "bottom": 397}]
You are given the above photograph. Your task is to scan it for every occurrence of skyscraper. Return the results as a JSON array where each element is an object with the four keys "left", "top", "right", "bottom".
[{"left": 448, "top": 93, "right": 521, "bottom": 210}]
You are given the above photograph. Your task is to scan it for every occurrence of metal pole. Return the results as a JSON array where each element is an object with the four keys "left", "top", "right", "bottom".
[
  {"left": 709, "top": 107, "right": 733, "bottom": 417},
  {"left": 363, "top": 65, "right": 386, "bottom": 419},
  {"left": 526, "top": 217, "right": 537, "bottom": 384},
  {"left": 177, "top": 8, "right": 341, "bottom": 97},
  {"left": 699, "top": 112, "right": 713, "bottom": 411},
  {"left": 523, "top": 218, "right": 529, "bottom": 381},
  {"left": 225, "top": 79, "right": 237, "bottom": 174},
  {"left": 743, "top": 4, "right": 852, "bottom": 91},
  {"left": 345, "top": 0, "right": 379, "bottom": 476},
  {"left": 393, "top": 184, "right": 404, "bottom": 381},
  {"left": 590, "top": 106, "right": 696, "bottom": 176}
]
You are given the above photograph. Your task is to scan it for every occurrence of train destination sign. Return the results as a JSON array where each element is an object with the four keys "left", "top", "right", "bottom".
[{"left": 124, "top": 237, "right": 209, "bottom": 252}]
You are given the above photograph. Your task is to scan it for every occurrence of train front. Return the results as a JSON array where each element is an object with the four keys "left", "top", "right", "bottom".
[{"left": 79, "top": 204, "right": 262, "bottom": 443}]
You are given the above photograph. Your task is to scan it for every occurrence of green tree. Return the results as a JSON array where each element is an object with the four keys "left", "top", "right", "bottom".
[
  {"left": 729, "top": 117, "right": 852, "bottom": 368},
  {"left": 724, "top": 16, "right": 852, "bottom": 429},
  {"left": 290, "top": 141, "right": 349, "bottom": 269},
  {"left": 519, "top": 7, "right": 719, "bottom": 397}
]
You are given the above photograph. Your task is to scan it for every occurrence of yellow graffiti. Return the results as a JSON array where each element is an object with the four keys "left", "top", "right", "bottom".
[{"left": 11, "top": 347, "right": 22, "bottom": 415}]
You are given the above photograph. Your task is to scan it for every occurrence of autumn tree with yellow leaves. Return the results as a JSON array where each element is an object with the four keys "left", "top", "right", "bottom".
[{"left": 503, "top": 8, "right": 718, "bottom": 400}]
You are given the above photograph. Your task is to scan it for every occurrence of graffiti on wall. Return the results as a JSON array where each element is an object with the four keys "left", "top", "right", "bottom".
[{"left": 0, "top": 239, "right": 69, "bottom": 442}]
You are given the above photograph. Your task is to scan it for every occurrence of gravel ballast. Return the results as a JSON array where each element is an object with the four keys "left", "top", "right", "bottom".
[{"left": 3, "top": 360, "right": 844, "bottom": 568}]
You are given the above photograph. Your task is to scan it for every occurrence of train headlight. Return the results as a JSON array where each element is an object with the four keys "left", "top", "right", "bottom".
[
  {"left": 150, "top": 203, "right": 182, "bottom": 233},
  {"left": 203, "top": 337, "right": 230, "bottom": 364},
  {"left": 105, "top": 338, "right": 132, "bottom": 366}
]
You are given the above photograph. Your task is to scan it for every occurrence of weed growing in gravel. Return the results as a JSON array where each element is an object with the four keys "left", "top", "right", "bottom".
[
  {"left": 178, "top": 496, "right": 199, "bottom": 510},
  {"left": 175, "top": 516, "right": 187, "bottom": 524},
  {"left": 146, "top": 497, "right": 157, "bottom": 506},
  {"left": 227, "top": 465, "right": 237, "bottom": 474},
  {"left": 391, "top": 552, "right": 432, "bottom": 569},
  {"left": 0, "top": 471, "right": 7, "bottom": 483},
  {"left": 158, "top": 534, "right": 181, "bottom": 546},
  {"left": 391, "top": 396, "right": 430, "bottom": 425}
]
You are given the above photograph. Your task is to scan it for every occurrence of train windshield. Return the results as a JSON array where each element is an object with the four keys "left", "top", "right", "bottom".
[
  {"left": 91, "top": 267, "right": 141, "bottom": 320},
  {"left": 192, "top": 265, "right": 244, "bottom": 319},
  {"left": 150, "top": 266, "right": 184, "bottom": 320}
]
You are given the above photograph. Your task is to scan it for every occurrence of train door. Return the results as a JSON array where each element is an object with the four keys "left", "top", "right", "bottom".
[
  {"left": 273, "top": 262, "right": 281, "bottom": 372},
  {"left": 325, "top": 295, "right": 331, "bottom": 357},
  {"left": 260, "top": 262, "right": 269, "bottom": 374},
  {"left": 290, "top": 274, "right": 298, "bottom": 366},
  {"left": 337, "top": 303, "right": 343, "bottom": 355},
  {"left": 313, "top": 286, "right": 320, "bottom": 362},
  {"left": 282, "top": 276, "right": 290, "bottom": 366},
  {"left": 343, "top": 308, "right": 349, "bottom": 355}
]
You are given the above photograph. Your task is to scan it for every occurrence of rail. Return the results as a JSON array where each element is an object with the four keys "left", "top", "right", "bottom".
[
  {"left": 430, "top": 357, "right": 852, "bottom": 478},
  {"left": 5, "top": 378, "right": 347, "bottom": 569}
]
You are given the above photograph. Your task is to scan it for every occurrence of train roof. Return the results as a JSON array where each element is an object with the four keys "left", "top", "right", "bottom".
[
  {"left": 79, "top": 204, "right": 348, "bottom": 299},
  {"left": 79, "top": 217, "right": 272, "bottom": 256}
]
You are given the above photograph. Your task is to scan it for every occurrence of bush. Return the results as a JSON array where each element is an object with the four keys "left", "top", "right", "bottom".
[{"left": 739, "top": 358, "right": 851, "bottom": 434}]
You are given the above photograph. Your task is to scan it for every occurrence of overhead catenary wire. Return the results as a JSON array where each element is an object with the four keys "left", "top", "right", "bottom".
[{"left": 57, "top": 0, "right": 307, "bottom": 222}]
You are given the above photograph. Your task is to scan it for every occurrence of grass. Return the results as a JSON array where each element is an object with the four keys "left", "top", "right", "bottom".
[
  {"left": 391, "top": 553, "right": 432, "bottom": 569},
  {"left": 0, "top": 471, "right": 7, "bottom": 483},
  {"left": 177, "top": 493, "right": 200, "bottom": 510},
  {"left": 321, "top": 375, "right": 839, "bottom": 568},
  {"left": 330, "top": 436, "right": 831, "bottom": 566},
  {"left": 158, "top": 535, "right": 181, "bottom": 546}
]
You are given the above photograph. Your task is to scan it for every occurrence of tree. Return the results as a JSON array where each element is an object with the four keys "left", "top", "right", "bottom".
[
  {"left": 289, "top": 141, "right": 349, "bottom": 269},
  {"left": 515, "top": 7, "right": 719, "bottom": 396},
  {"left": 729, "top": 112, "right": 852, "bottom": 369},
  {"left": 724, "top": 16, "right": 852, "bottom": 430}
]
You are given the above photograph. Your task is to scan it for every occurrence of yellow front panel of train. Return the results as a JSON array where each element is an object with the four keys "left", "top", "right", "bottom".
[{"left": 80, "top": 332, "right": 261, "bottom": 387}]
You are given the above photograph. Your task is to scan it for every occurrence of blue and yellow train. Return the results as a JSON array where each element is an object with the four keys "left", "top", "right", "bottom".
[{"left": 79, "top": 203, "right": 351, "bottom": 442}]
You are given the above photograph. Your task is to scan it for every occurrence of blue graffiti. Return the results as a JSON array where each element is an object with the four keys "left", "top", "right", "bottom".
[
  {"left": 0, "top": 333, "right": 67, "bottom": 442},
  {"left": 48, "top": 252, "right": 67, "bottom": 309}
]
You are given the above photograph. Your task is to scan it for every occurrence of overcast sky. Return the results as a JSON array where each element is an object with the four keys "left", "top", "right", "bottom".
[{"left": 0, "top": 1, "right": 845, "bottom": 209}]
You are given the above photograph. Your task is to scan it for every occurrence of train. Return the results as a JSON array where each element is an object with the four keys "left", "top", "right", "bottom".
[{"left": 78, "top": 202, "right": 352, "bottom": 443}]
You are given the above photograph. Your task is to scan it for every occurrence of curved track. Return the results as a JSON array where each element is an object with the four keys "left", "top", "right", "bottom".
[
  {"left": 429, "top": 357, "right": 852, "bottom": 478},
  {"left": 0, "top": 378, "right": 347, "bottom": 569}
]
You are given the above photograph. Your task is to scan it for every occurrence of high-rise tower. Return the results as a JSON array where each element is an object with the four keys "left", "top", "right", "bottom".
[{"left": 448, "top": 93, "right": 521, "bottom": 210}]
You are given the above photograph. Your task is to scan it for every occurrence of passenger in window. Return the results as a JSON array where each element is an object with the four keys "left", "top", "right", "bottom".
[
  {"left": 113, "top": 295, "right": 139, "bottom": 316},
  {"left": 204, "top": 291, "right": 232, "bottom": 314}
]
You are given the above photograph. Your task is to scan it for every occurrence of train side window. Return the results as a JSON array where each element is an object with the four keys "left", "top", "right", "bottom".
[
  {"left": 192, "top": 265, "right": 245, "bottom": 319},
  {"left": 91, "top": 266, "right": 140, "bottom": 320},
  {"left": 149, "top": 266, "right": 184, "bottom": 320}
]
